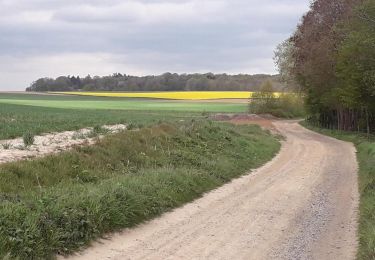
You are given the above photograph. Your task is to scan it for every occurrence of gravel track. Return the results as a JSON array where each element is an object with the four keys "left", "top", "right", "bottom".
[{"left": 64, "top": 121, "right": 359, "bottom": 260}]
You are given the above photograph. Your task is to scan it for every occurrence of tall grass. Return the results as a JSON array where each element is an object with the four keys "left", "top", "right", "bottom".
[
  {"left": 0, "top": 121, "right": 280, "bottom": 259},
  {"left": 301, "top": 122, "right": 375, "bottom": 260}
]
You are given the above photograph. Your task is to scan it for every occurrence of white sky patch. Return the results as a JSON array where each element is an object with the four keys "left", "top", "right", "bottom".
[
  {"left": 0, "top": 11, "right": 53, "bottom": 26},
  {"left": 0, "top": 0, "right": 311, "bottom": 90},
  {"left": 53, "top": 1, "right": 226, "bottom": 24}
]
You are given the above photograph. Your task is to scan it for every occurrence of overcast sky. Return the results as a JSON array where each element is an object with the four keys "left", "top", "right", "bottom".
[{"left": 0, "top": 0, "right": 310, "bottom": 90}]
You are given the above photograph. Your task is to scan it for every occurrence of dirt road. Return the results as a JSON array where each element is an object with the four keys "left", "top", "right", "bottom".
[{"left": 66, "top": 121, "right": 359, "bottom": 260}]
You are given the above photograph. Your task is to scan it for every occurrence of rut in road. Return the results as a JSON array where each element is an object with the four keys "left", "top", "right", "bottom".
[{"left": 64, "top": 121, "right": 359, "bottom": 260}]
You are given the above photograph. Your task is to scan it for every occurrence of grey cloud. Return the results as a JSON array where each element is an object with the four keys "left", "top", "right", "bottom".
[{"left": 0, "top": 0, "right": 310, "bottom": 90}]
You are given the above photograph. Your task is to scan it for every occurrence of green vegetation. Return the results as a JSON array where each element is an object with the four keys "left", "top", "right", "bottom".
[
  {"left": 90, "top": 125, "right": 109, "bottom": 137},
  {"left": 0, "top": 93, "right": 247, "bottom": 114},
  {"left": 276, "top": 0, "right": 374, "bottom": 132},
  {"left": 22, "top": 132, "right": 35, "bottom": 147},
  {"left": 25, "top": 73, "right": 284, "bottom": 92},
  {"left": 302, "top": 122, "right": 375, "bottom": 260},
  {"left": 248, "top": 81, "right": 305, "bottom": 118},
  {"left": 279, "top": 2, "right": 375, "bottom": 256},
  {"left": 0, "top": 93, "right": 249, "bottom": 140},
  {"left": 0, "top": 121, "right": 280, "bottom": 259},
  {"left": 0, "top": 102, "right": 204, "bottom": 140},
  {"left": 0, "top": 98, "right": 246, "bottom": 113}
]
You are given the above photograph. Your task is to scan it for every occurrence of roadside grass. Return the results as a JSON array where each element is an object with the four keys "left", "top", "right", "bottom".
[
  {"left": 0, "top": 103, "right": 202, "bottom": 140},
  {"left": 301, "top": 122, "right": 375, "bottom": 260},
  {"left": 0, "top": 120, "right": 280, "bottom": 259}
]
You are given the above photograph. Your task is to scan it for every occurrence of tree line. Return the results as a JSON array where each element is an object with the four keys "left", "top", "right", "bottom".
[
  {"left": 26, "top": 73, "right": 285, "bottom": 92},
  {"left": 275, "top": 0, "right": 375, "bottom": 134}
]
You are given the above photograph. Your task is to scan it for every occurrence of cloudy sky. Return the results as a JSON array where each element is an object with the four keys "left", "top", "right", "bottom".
[{"left": 0, "top": 0, "right": 310, "bottom": 90}]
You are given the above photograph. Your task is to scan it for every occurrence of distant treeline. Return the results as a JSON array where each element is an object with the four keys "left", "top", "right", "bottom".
[
  {"left": 26, "top": 73, "right": 285, "bottom": 92},
  {"left": 275, "top": 0, "right": 375, "bottom": 134}
]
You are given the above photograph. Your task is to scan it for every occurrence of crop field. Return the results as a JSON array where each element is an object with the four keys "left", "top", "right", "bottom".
[
  {"left": 0, "top": 93, "right": 250, "bottom": 139},
  {"left": 51, "top": 91, "right": 282, "bottom": 100},
  {"left": 0, "top": 93, "right": 248, "bottom": 114},
  {"left": 0, "top": 102, "right": 205, "bottom": 140}
]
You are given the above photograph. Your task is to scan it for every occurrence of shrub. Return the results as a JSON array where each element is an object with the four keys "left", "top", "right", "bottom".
[
  {"left": 249, "top": 92, "right": 305, "bottom": 118},
  {"left": 249, "top": 81, "right": 305, "bottom": 118},
  {"left": 22, "top": 132, "right": 35, "bottom": 147}
]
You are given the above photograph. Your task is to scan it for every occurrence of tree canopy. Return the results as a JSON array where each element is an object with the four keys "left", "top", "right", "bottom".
[
  {"left": 26, "top": 73, "right": 285, "bottom": 93},
  {"left": 277, "top": 0, "right": 374, "bottom": 133}
]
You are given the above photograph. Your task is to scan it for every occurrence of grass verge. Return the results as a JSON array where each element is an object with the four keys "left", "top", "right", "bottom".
[
  {"left": 0, "top": 120, "right": 280, "bottom": 259},
  {"left": 301, "top": 122, "right": 375, "bottom": 260}
]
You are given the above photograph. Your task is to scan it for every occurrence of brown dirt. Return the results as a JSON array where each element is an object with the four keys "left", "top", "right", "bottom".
[
  {"left": 212, "top": 113, "right": 279, "bottom": 133},
  {"left": 63, "top": 121, "right": 359, "bottom": 260}
]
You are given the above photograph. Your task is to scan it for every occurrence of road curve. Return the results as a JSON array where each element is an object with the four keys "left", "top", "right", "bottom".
[{"left": 65, "top": 121, "right": 359, "bottom": 260}]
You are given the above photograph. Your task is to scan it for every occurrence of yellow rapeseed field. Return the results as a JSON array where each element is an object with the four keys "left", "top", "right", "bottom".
[{"left": 52, "top": 91, "right": 282, "bottom": 100}]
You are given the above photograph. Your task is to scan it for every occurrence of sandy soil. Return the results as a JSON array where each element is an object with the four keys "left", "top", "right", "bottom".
[
  {"left": 0, "top": 124, "right": 127, "bottom": 164},
  {"left": 63, "top": 121, "right": 359, "bottom": 260}
]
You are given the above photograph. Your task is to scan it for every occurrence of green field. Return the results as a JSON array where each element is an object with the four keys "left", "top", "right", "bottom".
[
  {"left": 0, "top": 93, "right": 248, "bottom": 113},
  {"left": 0, "top": 93, "right": 247, "bottom": 139},
  {"left": 0, "top": 103, "right": 204, "bottom": 139}
]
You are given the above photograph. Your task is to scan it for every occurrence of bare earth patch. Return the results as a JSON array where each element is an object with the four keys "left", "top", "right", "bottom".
[
  {"left": 0, "top": 124, "right": 127, "bottom": 164},
  {"left": 212, "top": 113, "right": 279, "bottom": 133}
]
